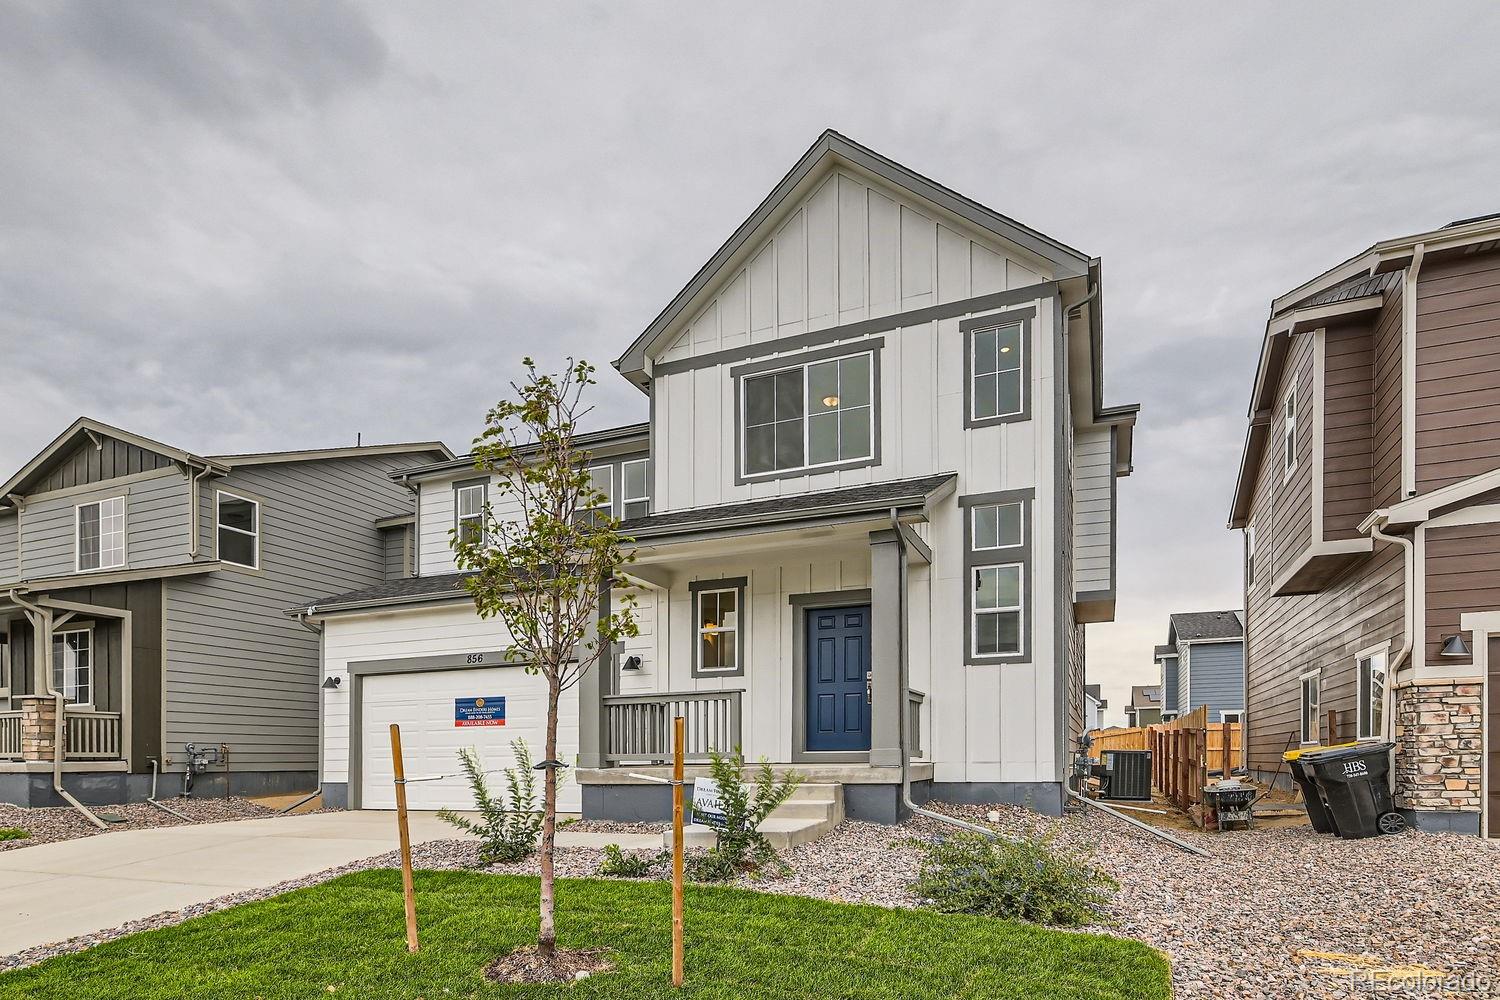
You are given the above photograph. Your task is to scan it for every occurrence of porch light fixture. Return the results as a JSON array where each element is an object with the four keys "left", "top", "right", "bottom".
[
  {"left": 1000, "top": 345, "right": 1012, "bottom": 353},
  {"left": 1439, "top": 634, "right": 1472, "bottom": 658},
  {"left": 321, "top": 676, "right": 342, "bottom": 689},
  {"left": 821, "top": 395, "right": 840, "bottom": 407},
  {"left": 622, "top": 655, "right": 643, "bottom": 671}
]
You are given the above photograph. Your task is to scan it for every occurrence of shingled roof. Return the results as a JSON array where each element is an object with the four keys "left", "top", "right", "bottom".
[
  {"left": 292, "top": 573, "right": 475, "bottom": 616},
  {"left": 1168, "top": 610, "right": 1244, "bottom": 643}
]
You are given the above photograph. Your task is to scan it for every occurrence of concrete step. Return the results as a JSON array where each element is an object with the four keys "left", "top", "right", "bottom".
[{"left": 665, "top": 782, "right": 843, "bottom": 851}]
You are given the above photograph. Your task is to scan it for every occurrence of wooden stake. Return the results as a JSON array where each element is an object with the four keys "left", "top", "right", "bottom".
[
  {"left": 671, "top": 715, "right": 685, "bottom": 987},
  {"left": 389, "top": 723, "right": 420, "bottom": 954}
]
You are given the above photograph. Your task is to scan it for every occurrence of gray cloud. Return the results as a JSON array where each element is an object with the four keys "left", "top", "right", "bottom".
[{"left": 3, "top": 1, "right": 1498, "bottom": 722}]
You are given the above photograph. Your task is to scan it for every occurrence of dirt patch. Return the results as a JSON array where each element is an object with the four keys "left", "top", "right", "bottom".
[{"left": 483, "top": 945, "right": 614, "bottom": 984}]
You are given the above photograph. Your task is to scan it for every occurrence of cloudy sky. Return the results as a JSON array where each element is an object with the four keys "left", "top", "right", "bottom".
[{"left": 3, "top": 2, "right": 1497, "bottom": 720}]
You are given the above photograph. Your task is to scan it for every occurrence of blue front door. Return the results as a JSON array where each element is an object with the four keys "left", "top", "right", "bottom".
[{"left": 805, "top": 605, "right": 872, "bottom": 753}]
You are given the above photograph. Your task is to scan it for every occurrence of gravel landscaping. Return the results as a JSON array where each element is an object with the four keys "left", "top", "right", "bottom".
[
  {"left": 0, "top": 797, "right": 287, "bottom": 851},
  {"left": 4, "top": 800, "right": 1497, "bottom": 998}
]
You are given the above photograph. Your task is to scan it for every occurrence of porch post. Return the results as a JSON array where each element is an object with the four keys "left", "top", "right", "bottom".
[
  {"left": 576, "top": 579, "right": 612, "bottom": 769},
  {"left": 869, "top": 530, "right": 903, "bottom": 768}
]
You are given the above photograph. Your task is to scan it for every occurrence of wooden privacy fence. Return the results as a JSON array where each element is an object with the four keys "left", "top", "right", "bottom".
[{"left": 1088, "top": 708, "right": 1243, "bottom": 817}]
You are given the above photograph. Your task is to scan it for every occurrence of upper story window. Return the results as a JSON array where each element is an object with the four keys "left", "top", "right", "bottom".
[
  {"left": 970, "top": 321, "right": 1023, "bottom": 422},
  {"left": 973, "top": 564, "right": 1023, "bottom": 657},
  {"left": 586, "top": 465, "right": 614, "bottom": 521},
  {"left": 621, "top": 459, "right": 650, "bottom": 520},
  {"left": 972, "top": 502, "right": 1023, "bottom": 552},
  {"left": 1356, "top": 651, "right": 1387, "bottom": 740},
  {"left": 216, "top": 491, "right": 260, "bottom": 569},
  {"left": 52, "top": 627, "right": 92, "bottom": 706},
  {"left": 1283, "top": 381, "right": 1298, "bottom": 478},
  {"left": 454, "top": 481, "right": 487, "bottom": 547},
  {"left": 1299, "top": 670, "right": 1320, "bottom": 744},
  {"left": 77, "top": 496, "right": 125, "bottom": 572},
  {"left": 1245, "top": 522, "right": 1257, "bottom": 587},
  {"left": 741, "top": 351, "right": 873, "bottom": 479}
]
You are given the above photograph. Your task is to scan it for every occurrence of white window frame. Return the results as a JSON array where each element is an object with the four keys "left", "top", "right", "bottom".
[
  {"left": 971, "top": 501, "right": 1024, "bottom": 553},
  {"left": 215, "top": 490, "right": 260, "bottom": 570},
  {"left": 971, "top": 563, "right": 1024, "bottom": 659},
  {"left": 621, "top": 458, "right": 650, "bottom": 519},
  {"left": 75, "top": 495, "right": 126, "bottom": 573},
  {"left": 694, "top": 587, "right": 740, "bottom": 674},
  {"left": 1161, "top": 710, "right": 1179, "bottom": 723},
  {"left": 0, "top": 635, "right": 10, "bottom": 699},
  {"left": 739, "top": 349, "right": 876, "bottom": 480},
  {"left": 1283, "top": 381, "right": 1298, "bottom": 480},
  {"left": 1219, "top": 710, "right": 1244, "bottom": 724},
  {"left": 454, "top": 482, "right": 487, "bottom": 547},
  {"left": 52, "top": 625, "right": 94, "bottom": 708},
  {"left": 969, "top": 320, "right": 1025, "bottom": 421},
  {"left": 1299, "top": 669, "right": 1320, "bottom": 745},
  {"left": 586, "top": 464, "right": 615, "bottom": 519},
  {"left": 1356, "top": 648, "right": 1388, "bottom": 741}
]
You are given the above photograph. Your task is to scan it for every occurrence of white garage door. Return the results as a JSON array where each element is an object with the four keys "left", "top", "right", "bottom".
[{"left": 359, "top": 665, "right": 581, "bottom": 813}]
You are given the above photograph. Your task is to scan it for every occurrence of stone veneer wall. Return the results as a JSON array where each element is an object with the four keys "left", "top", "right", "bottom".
[
  {"left": 19, "top": 695, "right": 58, "bottom": 762},
  {"left": 1393, "top": 680, "right": 1483, "bottom": 815}
]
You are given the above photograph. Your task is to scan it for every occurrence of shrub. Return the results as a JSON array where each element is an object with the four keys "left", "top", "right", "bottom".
[
  {"left": 0, "top": 827, "right": 28, "bottom": 842},
  {"left": 437, "top": 740, "right": 544, "bottom": 864},
  {"left": 689, "top": 747, "right": 802, "bottom": 881},
  {"left": 908, "top": 831, "right": 1117, "bottom": 927},
  {"left": 597, "top": 844, "right": 668, "bottom": 879}
]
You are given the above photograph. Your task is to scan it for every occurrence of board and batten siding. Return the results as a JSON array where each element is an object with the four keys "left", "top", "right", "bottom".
[
  {"left": 29, "top": 436, "right": 175, "bottom": 494},
  {"left": 164, "top": 452, "right": 437, "bottom": 774},
  {"left": 1414, "top": 249, "right": 1500, "bottom": 494},
  {"left": 4, "top": 469, "right": 191, "bottom": 584},
  {"left": 1322, "top": 324, "right": 1374, "bottom": 541},
  {"left": 1186, "top": 641, "right": 1245, "bottom": 719},
  {"left": 1071, "top": 428, "right": 1112, "bottom": 597}
]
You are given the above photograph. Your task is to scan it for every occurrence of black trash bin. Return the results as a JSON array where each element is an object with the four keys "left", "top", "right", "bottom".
[
  {"left": 1282, "top": 745, "right": 1346, "bottom": 834},
  {"left": 1301, "top": 742, "right": 1406, "bottom": 839}
]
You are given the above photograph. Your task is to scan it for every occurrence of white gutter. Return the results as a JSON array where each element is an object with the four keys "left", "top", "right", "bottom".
[
  {"left": 1368, "top": 518, "right": 1415, "bottom": 744},
  {"left": 187, "top": 464, "right": 216, "bottom": 559},
  {"left": 8, "top": 589, "right": 107, "bottom": 829}
]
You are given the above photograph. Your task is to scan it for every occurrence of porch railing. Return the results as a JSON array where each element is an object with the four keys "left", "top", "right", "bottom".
[
  {"left": 603, "top": 690, "right": 743, "bottom": 763},
  {"left": 65, "top": 710, "right": 123, "bottom": 760},
  {"left": 0, "top": 711, "right": 19, "bottom": 760},
  {"left": 908, "top": 689, "right": 926, "bottom": 759}
]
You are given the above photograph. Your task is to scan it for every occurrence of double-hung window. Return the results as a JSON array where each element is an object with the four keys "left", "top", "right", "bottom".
[
  {"left": 216, "top": 491, "right": 260, "bottom": 569},
  {"left": 454, "top": 482, "right": 486, "bottom": 547},
  {"left": 970, "top": 321, "right": 1024, "bottom": 422},
  {"left": 621, "top": 459, "right": 650, "bottom": 519},
  {"left": 585, "top": 465, "right": 614, "bottom": 522},
  {"left": 973, "top": 564, "right": 1023, "bottom": 657},
  {"left": 1299, "top": 670, "right": 1320, "bottom": 744},
  {"left": 1356, "top": 651, "right": 1387, "bottom": 740},
  {"left": 742, "top": 351, "right": 873, "bottom": 478},
  {"left": 696, "top": 588, "right": 739, "bottom": 673},
  {"left": 52, "top": 628, "right": 92, "bottom": 706},
  {"left": 1283, "top": 382, "right": 1298, "bottom": 478},
  {"left": 77, "top": 496, "right": 125, "bottom": 572}
]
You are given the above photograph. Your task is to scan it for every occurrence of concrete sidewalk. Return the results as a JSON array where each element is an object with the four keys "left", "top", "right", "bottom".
[{"left": 0, "top": 810, "right": 656, "bottom": 957}]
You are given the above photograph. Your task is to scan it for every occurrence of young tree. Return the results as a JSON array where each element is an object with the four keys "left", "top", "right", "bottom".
[{"left": 453, "top": 358, "right": 638, "bottom": 959}]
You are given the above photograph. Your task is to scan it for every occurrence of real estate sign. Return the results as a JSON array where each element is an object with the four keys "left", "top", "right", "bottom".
[
  {"left": 691, "top": 777, "right": 727, "bottom": 829},
  {"left": 454, "top": 696, "right": 507, "bottom": 727}
]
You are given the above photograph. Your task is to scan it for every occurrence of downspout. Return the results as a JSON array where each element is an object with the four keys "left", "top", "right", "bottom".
[
  {"left": 280, "top": 609, "right": 327, "bottom": 814},
  {"left": 9, "top": 590, "right": 107, "bottom": 829},
  {"left": 147, "top": 757, "right": 192, "bottom": 820},
  {"left": 187, "top": 465, "right": 215, "bottom": 559},
  {"left": 1369, "top": 519, "right": 1415, "bottom": 743}
]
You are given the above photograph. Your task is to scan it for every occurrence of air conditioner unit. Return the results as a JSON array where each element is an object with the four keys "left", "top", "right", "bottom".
[{"left": 1099, "top": 749, "right": 1152, "bottom": 801}]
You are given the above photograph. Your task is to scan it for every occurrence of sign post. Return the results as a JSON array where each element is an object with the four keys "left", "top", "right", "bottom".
[
  {"left": 389, "top": 723, "right": 420, "bottom": 953},
  {"left": 672, "top": 714, "right": 685, "bottom": 987}
]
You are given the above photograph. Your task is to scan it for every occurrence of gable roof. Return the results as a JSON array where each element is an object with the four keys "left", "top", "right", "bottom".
[
  {"left": 1168, "top": 610, "right": 1244, "bottom": 644},
  {"left": 1129, "top": 685, "right": 1161, "bottom": 708},
  {"left": 612, "top": 129, "right": 1092, "bottom": 387}
]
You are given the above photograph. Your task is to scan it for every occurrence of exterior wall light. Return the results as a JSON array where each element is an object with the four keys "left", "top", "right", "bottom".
[
  {"left": 321, "top": 675, "right": 342, "bottom": 689},
  {"left": 1439, "top": 634, "right": 1471, "bottom": 658}
]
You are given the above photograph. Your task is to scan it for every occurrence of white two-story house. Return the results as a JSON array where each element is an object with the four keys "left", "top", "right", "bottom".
[{"left": 298, "top": 131, "right": 1138, "bottom": 821}]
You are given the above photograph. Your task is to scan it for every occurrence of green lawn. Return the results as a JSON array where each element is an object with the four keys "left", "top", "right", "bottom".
[{"left": 0, "top": 870, "right": 1170, "bottom": 999}]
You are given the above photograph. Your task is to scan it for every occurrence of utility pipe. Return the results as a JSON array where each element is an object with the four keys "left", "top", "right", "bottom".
[
  {"left": 147, "top": 757, "right": 192, "bottom": 820},
  {"left": 8, "top": 590, "right": 107, "bottom": 829}
]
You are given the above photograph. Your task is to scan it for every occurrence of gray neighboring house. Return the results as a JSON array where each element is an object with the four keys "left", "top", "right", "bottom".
[
  {"left": 0, "top": 417, "right": 449, "bottom": 806},
  {"left": 1124, "top": 685, "right": 1162, "bottom": 728},
  {"left": 1154, "top": 610, "right": 1245, "bottom": 723}
]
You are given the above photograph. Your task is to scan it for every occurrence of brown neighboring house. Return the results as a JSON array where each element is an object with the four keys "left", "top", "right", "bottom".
[
  {"left": 1125, "top": 684, "right": 1162, "bottom": 728},
  {"left": 1229, "top": 213, "right": 1500, "bottom": 837}
]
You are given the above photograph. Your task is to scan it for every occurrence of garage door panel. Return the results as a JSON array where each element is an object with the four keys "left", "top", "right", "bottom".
[{"left": 359, "top": 666, "right": 581, "bottom": 812}]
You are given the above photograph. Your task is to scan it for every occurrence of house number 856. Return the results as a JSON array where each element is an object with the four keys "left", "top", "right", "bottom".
[{"left": 466, "top": 653, "right": 485, "bottom": 664}]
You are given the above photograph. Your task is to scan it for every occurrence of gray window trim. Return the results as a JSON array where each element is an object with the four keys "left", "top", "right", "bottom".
[
  {"left": 731, "top": 337, "right": 884, "bottom": 486},
  {"left": 52, "top": 622, "right": 96, "bottom": 708},
  {"left": 453, "top": 477, "right": 488, "bottom": 545},
  {"left": 689, "top": 576, "right": 747, "bottom": 678},
  {"left": 961, "top": 489, "right": 1034, "bottom": 665},
  {"left": 962, "top": 306, "right": 1035, "bottom": 429},
  {"left": 787, "top": 589, "right": 873, "bottom": 763}
]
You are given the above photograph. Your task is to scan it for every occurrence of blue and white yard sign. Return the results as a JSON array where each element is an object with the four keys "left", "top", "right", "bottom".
[
  {"left": 691, "top": 777, "right": 728, "bottom": 829},
  {"left": 454, "top": 696, "right": 507, "bottom": 728}
]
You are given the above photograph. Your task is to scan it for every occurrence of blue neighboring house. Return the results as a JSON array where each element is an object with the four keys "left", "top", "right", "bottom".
[{"left": 1154, "top": 611, "right": 1245, "bottom": 724}]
